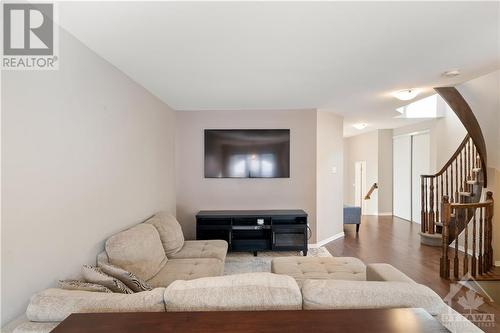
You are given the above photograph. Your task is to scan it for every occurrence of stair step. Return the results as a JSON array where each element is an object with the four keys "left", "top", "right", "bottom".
[
  {"left": 466, "top": 179, "right": 478, "bottom": 185},
  {"left": 435, "top": 221, "right": 443, "bottom": 227},
  {"left": 472, "top": 168, "right": 482, "bottom": 173},
  {"left": 419, "top": 232, "right": 442, "bottom": 239},
  {"left": 419, "top": 231, "right": 442, "bottom": 247},
  {"left": 459, "top": 191, "right": 472, "bottom": 197}
]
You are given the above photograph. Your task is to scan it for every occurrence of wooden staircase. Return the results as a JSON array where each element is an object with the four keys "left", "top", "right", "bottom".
[{"left": 418, "top": 87, "right": 495, "bottom": 280}]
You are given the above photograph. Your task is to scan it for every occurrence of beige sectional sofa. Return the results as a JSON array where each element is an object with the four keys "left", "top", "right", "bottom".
[
  {"left": 8, "top": 213, "right": 482, "bottom": 333},
  {"left": 13, "top": 264, "right": 482, "bottom": 333}
]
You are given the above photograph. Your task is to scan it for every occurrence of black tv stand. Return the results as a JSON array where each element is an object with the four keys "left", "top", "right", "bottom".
[{"left": 196, "top": 210, "right": 308, "bottom": 256}]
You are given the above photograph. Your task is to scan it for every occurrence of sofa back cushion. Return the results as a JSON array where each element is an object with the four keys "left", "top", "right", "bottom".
[
  {"left": 145, "top": 212, "right": 184, "bottom": 256},
  {"left": 97, "top": 251, "right": 153, "bottom": 292},
  {"left": 26, "top": 288, "right": 166, "bottom": 322},
  {"left": 164, "top": 272, "right": 302, "bottom": 312},
  {"left": 301, "top": 280, "right": 447, "bottom": 315},
  {"left": 105, "top": 223, "right": 167, "bottom": 281}
]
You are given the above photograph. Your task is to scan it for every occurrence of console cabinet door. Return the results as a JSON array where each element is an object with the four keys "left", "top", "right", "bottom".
[{"left": 272, "top": 226, "right": 307, "bottom": 251}]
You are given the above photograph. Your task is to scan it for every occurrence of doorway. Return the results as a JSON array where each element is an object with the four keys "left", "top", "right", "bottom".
[
  {"left": 354, "top": 161, "right": 367, "bottom": 214},
  {"left": 393, "top": 131, "right": 430, "bottom": 223}
]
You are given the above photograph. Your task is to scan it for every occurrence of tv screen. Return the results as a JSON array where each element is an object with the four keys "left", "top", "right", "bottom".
[{"left": 204, "top": 129, "right": 290, "bottom": 178}]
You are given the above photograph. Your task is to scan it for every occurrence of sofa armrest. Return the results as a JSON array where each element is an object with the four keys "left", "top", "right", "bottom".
[{"left": 366, "top": 264, "right": 415, "bottom": 283}]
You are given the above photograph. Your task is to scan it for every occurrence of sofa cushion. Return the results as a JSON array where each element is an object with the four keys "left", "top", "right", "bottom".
[
  {"left": 271, "top": 257, "right": 366, "bottom": 282},
  {"left": 58, "top": 280, "right": 112, "bottom": 293},
  {"left": 168, "top": 240, "right": 228, "bottom": 262},
  {"left": 145, "top": 212, "right": 184, "bottom": 256},
  {"left": 147, "top": 258, "right": 224, "bottom": 288},
  {"left": 81, "top": 265, "right": 133, "bottom": 294},
  {"left": 366, "top": 263, "right": 416, "bottom": 283},
  {"left": 164, "top": 272, "right": 302, "bottom": 312},
  {"left": 97, "top": 252, "right": 152, "bottom": 292},
  {"left": 13, "top": 321, "right": 60, "bottom": 333},
  {"left": 26, "top": 288, "right": 166, "bottom": 322},
  {"left": 301, "top": 280, "right": 447, "bottom": 315},
  {"left": 105, "top": 223, "right": 167, "bottom": 281}
]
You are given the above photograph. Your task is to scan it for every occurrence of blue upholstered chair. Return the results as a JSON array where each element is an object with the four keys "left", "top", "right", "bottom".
[{"left": 343, "top": 205, "right": 361, "bottom": 233}]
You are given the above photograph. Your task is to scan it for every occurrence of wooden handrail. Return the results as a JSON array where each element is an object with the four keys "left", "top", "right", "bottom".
[
  {"left": 450, "top": 200, "right": 494, "bottom": 209},
  {"left": 435, "top": 87, "right": 488, "bottom": 187},
  {"left": 364, "top": 183, "right": 378, "bottom": 200},
  {"left": 420, "top": 134, "right": 470, "bottom": 178}
]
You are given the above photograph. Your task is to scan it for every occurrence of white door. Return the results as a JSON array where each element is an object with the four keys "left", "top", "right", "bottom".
[
  {"left": 393, "top": 136, "right": 412, "bottom": 221},
  {"left": 411, "top": 133, "right": 430, "bottom": 224},
  {"left": 354, "top": 161, "right": 367, "bottom": 214}
]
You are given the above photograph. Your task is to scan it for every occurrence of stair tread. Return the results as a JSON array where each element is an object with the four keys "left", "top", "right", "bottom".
[
  {"left": 419, "top": 231, "right": 442, "bottom": 239},
  {"left": 459, "top": 191, "right": 472, "bottom": 197},
  {"left": 466, "top": 180, "right": 478, "bottom": 185},
  {"left": 472, "top": 168, "right": 482, "bottom": 172}
]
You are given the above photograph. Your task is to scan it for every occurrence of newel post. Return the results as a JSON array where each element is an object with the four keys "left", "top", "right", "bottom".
[
  {"left": 486, "top": 191, "right": 494, "bottom": 270},
  {"left": 440, "top": 196, "right": 451, "bottom": 279},
  {"left": 421, "top": 176, "right": 426, "bottom": 233}
]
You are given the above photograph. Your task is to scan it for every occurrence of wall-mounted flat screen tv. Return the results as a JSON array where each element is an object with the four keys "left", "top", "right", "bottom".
[{"left": 204, "top": 129, "right": 290, "bottom": 178}]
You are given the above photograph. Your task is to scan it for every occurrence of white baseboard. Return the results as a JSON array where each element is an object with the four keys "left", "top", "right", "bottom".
[
  {"left": 378, "top": 212, "right": 393, "bottom": 216},
  {"left": 309, "top": 232, "right": 345, "bottom": 248}
]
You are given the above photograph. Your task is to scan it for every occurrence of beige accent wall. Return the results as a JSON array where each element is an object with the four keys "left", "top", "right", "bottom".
[
  {"left": 1, "top": 29, "right": 176, "bottom": 325},
  {"left": 175, "top": 110, "right": 318, "bottom": 242},
  {"left": 316, "top": 111, "right": 344, "bottom": 241}
]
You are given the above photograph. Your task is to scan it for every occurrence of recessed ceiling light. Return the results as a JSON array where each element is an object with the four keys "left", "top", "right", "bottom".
[
  {"left": 392, "top": 89, "right": 421, "bottom": 101},
  {"left": 443, "top": 69, "right": 460, "bottom": 78},
  {"left": 353, "top": 123, "right": 369, "bottom": 130}
]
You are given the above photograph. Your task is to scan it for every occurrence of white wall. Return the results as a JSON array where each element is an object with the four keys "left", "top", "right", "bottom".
[
  {"left": 377, "top": 129, "right": 393, "bottom": 214},
  {"left": 175, "top": 109, "right": 318, "bottom": 242},
  {"left": 456, "top": 70, "right": 500, "bottom": 262},
  {"left": 457, "top": 70, "right": 500, "bottom": 172},
  {"left": 343, "top": 130, "right": 379, "bottom": 215},
  {"left": 316, "top": 111, "right": 344, "bottom": 242},
  {"left": 1, "top": 29, "right": 176, "bottom": 325},
  {"left": 393, "top": 103, "right": 467, "bottom": 175}
]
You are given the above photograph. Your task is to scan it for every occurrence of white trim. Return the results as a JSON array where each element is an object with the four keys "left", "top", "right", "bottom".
[
  {"left": 392, "top": 129, "right": 431, "bottom": 139},
  {"left": 378, "top": 212, "right": 393, "bottom": 216},
  {"left": 495, "top": 261, "right": 500, "bottom": 267},
  {"left": 309, "top": 232, "right": 345, "bottom": 248}
]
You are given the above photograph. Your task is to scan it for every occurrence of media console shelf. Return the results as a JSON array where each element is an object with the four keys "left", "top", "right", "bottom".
[{"left": 196, "top": 210, "right": 308, "bottom": 256}]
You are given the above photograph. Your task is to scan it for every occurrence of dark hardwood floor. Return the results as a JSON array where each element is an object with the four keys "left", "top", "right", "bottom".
[{"left": 326, "top": 215, "right": 500, "bottom": 332}]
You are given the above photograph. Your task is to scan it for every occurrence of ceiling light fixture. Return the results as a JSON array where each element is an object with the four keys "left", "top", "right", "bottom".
[
  {"left": 443, "top": 69, "right": 460, "bottom": 78},
  {"left": 353, "top": 123, "right": 369, "bottom": 130},
  {"left": 392, "top": 89, "right": 421, "bottom": 101}
]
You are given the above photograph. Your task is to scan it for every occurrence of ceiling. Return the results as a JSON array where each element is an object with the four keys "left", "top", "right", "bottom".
[{"left": 58, "top": 2, "right": 500, "bottom": 137}]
